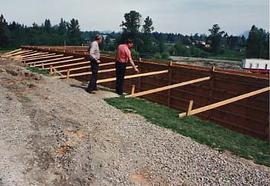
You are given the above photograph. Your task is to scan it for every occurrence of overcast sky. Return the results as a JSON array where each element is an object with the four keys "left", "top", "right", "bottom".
[{"left": 1, "top": 0, "right": 269, "bottom": 35}]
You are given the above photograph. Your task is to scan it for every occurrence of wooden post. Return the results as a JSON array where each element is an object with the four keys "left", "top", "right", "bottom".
[
  {"left": 137, "top": 58, "right": 142, "bottom": 92},
  {"left": 187, "top": 100, "right": 194, "bottom": 116},
  {"left": 131, "top": 85, "right": 136, "bottom": 95},
  {"left": 167, "top": 61, "right": 173, "bottom": 106},
  {"left": 67, "top": 70, "right": 71, "bottom": 79},
  {"left": 50, "top": 65, "right": 53, "bottom": 75},
  {"left": 207, "top": 65, "right": 215, "bottom": 119}
]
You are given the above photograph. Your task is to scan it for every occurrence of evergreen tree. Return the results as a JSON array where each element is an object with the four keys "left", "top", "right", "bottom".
[
  {"left": 67, "top": 18, "right": 81, "bottom": 45},
  {"left": 142, "top": 16, "right": 154, "bottom": 34},
  {"left": 0, "top": 14, "right": 10, "bottom": 48},
  {"left": 246, "top": 25, "right": 269, "bottom": 59},
  {"left": 44, "top": 19, "right": 51, "bottom": 32},
  {"left": 208, "top": 24, "right": 225, "bottom": 54},
  {"left": 58, "top": 18, "right": 67, "bottom": 34}
]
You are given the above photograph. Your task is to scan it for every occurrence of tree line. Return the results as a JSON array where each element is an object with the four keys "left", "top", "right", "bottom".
[{"left": 0, "top": 12, "right": 269, "bottom": 60}]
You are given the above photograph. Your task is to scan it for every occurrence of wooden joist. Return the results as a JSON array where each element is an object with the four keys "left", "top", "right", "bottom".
[
  {"left": 127, "top": 76, "right": 211, "bottom": 98},
  {"left": 23, "top": 53, "right": 60, "bottom": 63},
  {"left": 22, "top": 52, "right": 49, "bottom": 59},
  {"left": 97, "top": 70, "right": 169, "bottom": 84},
  {"left": 1, "top": 49, "right": 21, "bottom": 57},
  {"left": 6, "top": 50, "right": 32, "bottom": 57},
  {"left": 45, "top": 61, "right": 115, "bottom": 70},
  {"left": 45, "top": 61, "right": 90, "bottom": 69},
  {"left": 27, "top": 55, "right": 71, "bottom": 65},
  {"left": 59, "top": 66, "right": 137, "bottom": 78},
  {"left": 57, "top": 62, "right": 117, "bottom": 73},
  {"left": 179, "top": 86, "right": 270, "bottom": 117},
  {"left": 34, "top": 57, "right": 85, "bottom": 67},
  {"left": 16, "top": 50, "right": 37, "bottom": 57}
]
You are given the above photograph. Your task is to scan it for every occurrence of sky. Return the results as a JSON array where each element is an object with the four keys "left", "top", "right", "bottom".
[{"left": 0, "top": 0, "right": 269, "bottom": 35}]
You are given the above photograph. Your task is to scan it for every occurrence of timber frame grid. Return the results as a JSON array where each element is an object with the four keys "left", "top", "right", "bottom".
[{"left": 1, "top": 46, "right": 269, "bottom": 141}]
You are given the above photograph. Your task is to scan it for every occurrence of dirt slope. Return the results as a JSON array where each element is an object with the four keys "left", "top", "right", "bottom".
[{"left": 0, "top": 60, "right": 269, "bottom": 186}]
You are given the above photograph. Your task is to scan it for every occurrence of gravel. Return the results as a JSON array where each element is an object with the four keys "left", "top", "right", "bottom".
[{"left": 0, "top": 59, "right": 269, "bottom": 186}]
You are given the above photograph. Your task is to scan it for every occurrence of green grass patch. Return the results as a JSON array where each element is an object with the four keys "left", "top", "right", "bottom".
[
  {"left": 105, "top": 97, "right": 270, "bottom": 167},
  {"left": 26, "top": 67, "right": 49, "bottom": 75}
]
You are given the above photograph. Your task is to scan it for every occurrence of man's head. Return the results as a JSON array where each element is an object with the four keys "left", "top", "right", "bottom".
[
  {"left": 126, "top": 39, "right": 134, "bottom": 48},
  {"left": 95, "top": 35, "right": 103, "bottom": 44}
]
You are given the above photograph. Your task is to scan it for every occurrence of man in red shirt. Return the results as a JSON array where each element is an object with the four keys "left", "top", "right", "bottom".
[{"left": 115, "top": 39, "right": 139, "bottom": 95}]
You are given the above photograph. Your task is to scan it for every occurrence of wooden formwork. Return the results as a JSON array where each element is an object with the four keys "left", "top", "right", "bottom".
[{"left": 18, "top": 46, "right": 269, "bottom": 140}]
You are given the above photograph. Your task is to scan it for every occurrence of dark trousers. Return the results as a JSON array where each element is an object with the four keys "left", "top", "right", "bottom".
[
  {"left": 87, "top": 60, "right": 99, "bottom": 91},
  {"left": 115, "top": 61, "right": 127, "bottom": 95}
]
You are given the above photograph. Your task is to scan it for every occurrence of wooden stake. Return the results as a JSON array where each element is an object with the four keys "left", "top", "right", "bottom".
[
  {"left": 126, "top": 76, "right": 210, "bottom": 98},
  {"left": 131, "top": 85, "right": 136, "bottom": 95},
  {"left": 50, "top": 65, "right": 53, "bottom": 75},
  {"left": 187, "top": 100, "right": 194, "bottom": 116},
  {"left": 179, "top": 86, "right": 270, "bottom": 117},
  {"left": 67, "top": 70, "right": 70, "bottom": 79}
]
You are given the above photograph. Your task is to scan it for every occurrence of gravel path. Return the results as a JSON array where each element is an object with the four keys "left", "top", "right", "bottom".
[{"left": 0, "top": 60, "right": 269, "bottom": 186}]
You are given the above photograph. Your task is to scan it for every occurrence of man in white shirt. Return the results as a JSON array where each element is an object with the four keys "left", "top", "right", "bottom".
[{"left": 86, "top": 35, "right": 102, "bottom": 93}]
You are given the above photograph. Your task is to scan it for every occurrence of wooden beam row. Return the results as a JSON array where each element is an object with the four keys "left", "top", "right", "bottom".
[
  {"left": 23, "top": 53, "right": 57, "bottom": 61},
  {"left": 34, "top": 57, "right": 85, "bottom": 67},
  {"left": 27, "top": 55, "right": 70, "bottom": 65}
]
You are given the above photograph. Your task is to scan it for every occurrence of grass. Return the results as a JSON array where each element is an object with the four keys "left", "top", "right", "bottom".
[
  {"left": 26, "top": 67, "right": 49, "bottom": 75},
  {"left": 105, "top": 97, "right": 270, "bottom": 167}
]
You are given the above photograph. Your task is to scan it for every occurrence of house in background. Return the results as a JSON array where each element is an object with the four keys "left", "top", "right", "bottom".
[{"left": 242, "top": 59, "right": 270, "bottom": 73}]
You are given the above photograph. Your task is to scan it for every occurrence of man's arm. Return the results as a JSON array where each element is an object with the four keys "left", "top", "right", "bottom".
[{"left": 128, "top": 56, "right": 139, "bottom": 73}]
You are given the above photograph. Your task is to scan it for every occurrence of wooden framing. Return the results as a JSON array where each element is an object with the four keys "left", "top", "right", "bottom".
[
  {"left": 59, "top": 66, "right": 136, "bottom": 78},
  {"left": 97, "top": 70, "right": 169, "bottom": 84},
  {"left": 45, "top": 61, "right": 90, "bottom": 69},
  {"left": 27, "top": 55, "right": 71, "bottom": 65},
  {"left": 16, "top": 50, "right": 37, "bottom": 57},
  {"left": 6, "top": 50, "right": 33, "bottom": 57},
  {"left": 1, "top": 49, "right": 21, "bottom": 57},
  {"left": 34, "top": 57, "right": 85, "bottom": 67},
  {"left": 22, "top": 52, "right": 49, "bottom": 59},
  {"left": 126, "top": 76, "right": 211, "bottom": 98},
  {"left": 179, "top": 86, "right": 270, "bottom": 117},
  {"left": 23, "top": 53, "right": 57, "bottom": 61},
  {"left": 45, "top": 61, "right": 115, "bottom": 70}
]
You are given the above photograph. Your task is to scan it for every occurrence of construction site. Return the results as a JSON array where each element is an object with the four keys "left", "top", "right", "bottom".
[{"left": 0, "top": 47, "right": 269, "bottom": 185}]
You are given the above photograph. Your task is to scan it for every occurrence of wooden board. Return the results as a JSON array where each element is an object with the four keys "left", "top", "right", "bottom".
[
  {"left": 97, "top": 70, "right": 169, "bottom": 84},
  {"left": 179, "top": 87, "right": 270, "bottom": 117},
  {"left": 23, "top": 53, "right": 59, "bottom": 62},
  {"left": 27, "top": 55, "right": 71, "bottom": 65},
  {"left": 34, "top": 57, "right": 85, "bottom": 67},
  {"left": 127, "top": 76, "right": 210, "bottom": 98}
]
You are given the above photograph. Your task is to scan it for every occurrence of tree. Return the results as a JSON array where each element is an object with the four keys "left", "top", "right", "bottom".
[
  {"left": 67, "top": 18, "right": 81, "bottom": 45},
  {"left": 120, "top": 10, "right": 141, "bottom": 41},
  {"left": 142, "top": 16, "right": 154, "bottom": 34},
  {"left": 58, "top": 18, "right": 67, "bottom": 34},
  {"left": 44, "top": 19, "right": 51, "bottom": 32},
  {"left": 208, "top": 24, "right": 225, "bottom": 54},
  {"left": 0, "top": 14, "right": 10, "bottom": 48},
  {"left": 246, "top": 25, "right": 269, "bottom": 59}
]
